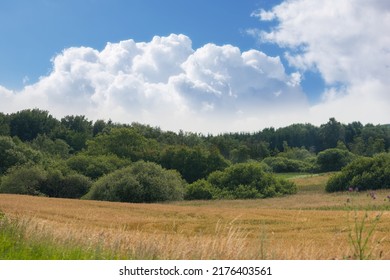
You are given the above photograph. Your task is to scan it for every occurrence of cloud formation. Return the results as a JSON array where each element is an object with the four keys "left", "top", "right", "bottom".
[
  {"left": 0, "top": 34, "right": 307, "bottom": 133},
  {"left": 254, "top": 0, "right": 390, "bottom": 125},
  {"left": 1, "top": 0, "right": 389, "bottom": 133}
]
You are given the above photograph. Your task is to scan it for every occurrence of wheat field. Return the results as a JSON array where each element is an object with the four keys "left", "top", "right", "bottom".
[{"left": 0, "top": 174, "right": 389, "bottom": 259}]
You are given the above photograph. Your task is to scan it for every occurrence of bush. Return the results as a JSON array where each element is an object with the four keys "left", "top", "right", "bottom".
[
  {"left": 262, "top": 157, "right": 314, "bottom": 173},
  {"left": 84, "top": 161, "right": 186, "bottom": 203},
  {"left": 0, "top": 165, "right": 92, "bottom": 198},
  {"left": 0, "top": 165, "right": 47, "bottom": 195},
  {"left": 58, "top": 174, "right": 92, "bottom": 198},
  {"left": 317, "top": 148, "right": 356, "bottom": 172},
  {"left": 207, "top": 162, "right": 297, "bottom": 199},
  {"left": 185, "top": 179, "right": 216, "bottom": 200},
  {"left": 325, "top": 153, "right": 390, "bottom": 192}
]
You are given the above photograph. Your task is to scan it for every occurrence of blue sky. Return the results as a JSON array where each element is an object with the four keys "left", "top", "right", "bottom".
[
  {"left": 0, "top": 0, "right": 389, "bottom": 133},
  {"left": 1, "top": 0, "right": 280, "bottom": 87}
]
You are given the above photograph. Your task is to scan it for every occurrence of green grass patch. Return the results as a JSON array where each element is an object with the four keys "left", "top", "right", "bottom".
[
  {"left": 0, "top": 214, "right": 130, "bottom": 260},
  {"left": 273, "top": 172, "right": 314, "bottom": 180}
]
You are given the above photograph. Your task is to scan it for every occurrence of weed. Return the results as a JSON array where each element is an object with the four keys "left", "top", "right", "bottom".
[{"left": 347, "top": 211, "right": 382, "bottom": 260}]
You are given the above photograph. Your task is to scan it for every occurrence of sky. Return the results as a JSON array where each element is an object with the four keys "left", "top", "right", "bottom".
[{"left": 0, "top": 0, "right": 389, "bottom": 134}]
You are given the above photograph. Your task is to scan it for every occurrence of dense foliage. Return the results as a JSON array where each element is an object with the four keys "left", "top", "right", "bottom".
[
  {"left": 1, "top": 109, "right": 390, "bottom": 201},
  {"left": 84, "top": 161, "right": 186, "bottom": 203},
  {"left": 207, "top": 162, "right": 297, "bottom": 199},
  {"left": 325, "top": 153, "right": 390, "bottom": 192}
]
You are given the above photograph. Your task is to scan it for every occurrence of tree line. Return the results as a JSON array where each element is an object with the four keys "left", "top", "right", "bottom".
[{"left": 0, "top": 109, "right": 389, "bottom": 202}]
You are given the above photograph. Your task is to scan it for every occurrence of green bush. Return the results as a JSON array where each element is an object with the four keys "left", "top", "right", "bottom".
[
  {"left": 326, "top": 153, "right": 390, "bottom": 192},
  {"left": 317, "top": 148, "right": 356, "bottom": 172},
  {"left": 84, "top": 161, "right": 186, "bottom": 203},
  {"left": 185, "top": 179, "right": 216, "bottom": 200},
  {"left": 0, "top": 165, "right": 92, "bottom": 198},
  {"left": 58, "top": 174, "right": 92, "bottom": 198},
  {"left": 262, "top": 157, "right": 314, "bottom": 173},
  {"left": 207, "top": 162, "right": 297, "bottom": 199},
  {"left": 0, "top": 165, "right": 47, "bottom": 195}
]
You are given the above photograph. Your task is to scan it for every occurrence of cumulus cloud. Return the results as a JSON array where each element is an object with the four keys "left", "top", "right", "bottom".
[
  {"left": 255, "top": 0, "right": 390, "bottom": 126},
  {"left": 0, "top": 33, "right": 308, "bottom": 133}
]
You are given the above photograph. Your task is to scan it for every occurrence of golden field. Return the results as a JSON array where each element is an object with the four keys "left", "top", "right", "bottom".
[{"left": 0, "top": 173, "right": 389, "bottom": 259}]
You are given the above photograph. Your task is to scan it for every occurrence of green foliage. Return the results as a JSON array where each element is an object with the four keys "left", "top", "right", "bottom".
[
  {"left": 84, "top": 161, "right": 186, "bottom": 203},
  {"left": 185, "top": 179, "right": 216, "bottom": 200},
  {"left": 262, "top": 157, "right": 314, "bottom": 173},
  {"left": 0, "top": 165, "right": 47, "bottom": 195},
  {"left": 66, "top": 154, "right": 130, "bottom": 180},
  {"left": 0, "top": 162, "right": 91, "bottom": 198},
  {"left": 1, "top": 108, "right": 390, "bottom": 202},
  {"left": 326, "top": 153, "right": 390, "bottom": 192},
  {"left": 319, "top": 118, "right": 346, "bottom": 149},
  {"left": 86, "top": 128, "right": 159, "bottom": 161},
  {"left": 53, "top": 115, "right": 93, "bottom": 152},
  {"left": 9, "top": 109, "right": 59, "bottom": 141},
  {"left": 30, "top": 134, "right": 71, "bottom": 159},
  {"left": 160, "top": 146, "right": 229, "bottom": 183},
  {"left": 207, "top": 162, "right": 297, "bottom": 199},
  {"left": 59, "top": 174, "right": 92, "bottom": 198},
  {"left": 0, "top": 112, "right": 10, "bottom": 136},
  {"left": 317, "top": 148, "right": 356, "bottom": 172},
  {"left": 0, "top": 136, "right": 43, "bottom": 174},
  {"left": 0, "top": 215, "right": 123, "bottom": 260}
]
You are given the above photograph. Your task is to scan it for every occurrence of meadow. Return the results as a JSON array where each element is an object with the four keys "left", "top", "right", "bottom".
[{"left": 0, "top": 173, "right": 389, "bottom": 260}]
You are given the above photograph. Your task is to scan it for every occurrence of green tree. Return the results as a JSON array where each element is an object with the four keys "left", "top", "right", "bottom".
[
  {"left": 9, "top": 109, "right": 59, "bottom": 141},
  {"left": 86, "top": 127, "right": 159, "bottom": 161},
  {"left": 66, "top": 154, "right": 130, "bottom": 179},
  {"left": 159, "top": 146, "right": 229, "bottom": 183},
  {"left": 30, "top": 134, "right": 71, "bottom": 159},
  {"left": 0, "top": 136, "right": 42, "bottom": 174},
  {"left": 319, "top": 118, "right": 346, "bottom": 150},
  {"left": 55, "top": 115, "right": 93, "bottom": 152}
]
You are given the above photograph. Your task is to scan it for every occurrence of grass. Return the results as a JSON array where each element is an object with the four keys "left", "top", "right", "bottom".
[{"left": 0, "top": 172, "right": 389, "bottom": 260}]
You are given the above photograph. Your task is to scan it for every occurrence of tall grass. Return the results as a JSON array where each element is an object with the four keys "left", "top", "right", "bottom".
[
  {"left": 347, "top": 211, "right": 383, "bottom": 260},
  {"left": 0, "top": 214, "right": 124, "bottom": 260}
]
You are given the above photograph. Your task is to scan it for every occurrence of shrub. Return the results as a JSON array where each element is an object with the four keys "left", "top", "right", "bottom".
[
  {"left": 58, "top": 174, "right": 92, "bottom": 198},
  {"left": 262, "top": 157, "right": 314, "bottom": 173},
  {"left": 0, "top": 165, "right": 47, "bottom": 195},
  {"left": 185, "top": 179, "right": 216, "bottom": 200},
  {"left": 84, "top": 161, "right": 186, "bottom": 203},
  {"left": 326, "top": 153, "right": 390, "bottom": 192},
  {"left": 207, "top": 162, "right": 297, "bottom": 199},
  {"left": 317, "top": 148, "right": 356, "bottom": 172}
]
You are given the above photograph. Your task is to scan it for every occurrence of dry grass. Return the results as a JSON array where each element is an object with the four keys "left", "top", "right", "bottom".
[{"left": 0, "top": 173, "right": 389, "bottom": 259}]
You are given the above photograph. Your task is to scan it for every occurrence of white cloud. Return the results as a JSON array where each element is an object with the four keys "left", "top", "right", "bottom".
[
  {"left": 256, "top": 0, "right": 390, "bottom": 126},
  {"left": 0, "top": 34, "right": 308, "bottom": 133}
]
